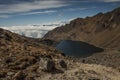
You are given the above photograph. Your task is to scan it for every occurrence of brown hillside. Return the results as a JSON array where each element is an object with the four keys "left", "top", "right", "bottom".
[
  {"left": 43, "top": 7, "right": 120, "bottom": 49},
  {"left": 0, "top": 26, "right": 120, "bottom": 80}
]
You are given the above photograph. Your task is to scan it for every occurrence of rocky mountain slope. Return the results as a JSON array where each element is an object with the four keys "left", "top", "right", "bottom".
[
  {"left": 1, "top": 28, "right": 120, "bottom": 80},
  {"left": 43, "top": 7, "right": 120, "bottom": 49},
  {"left": 0, "top": 28, "right": 64, "bottom": 80},
  {"left": 81, "top": 49, "right": 120, "bottom": 69}
]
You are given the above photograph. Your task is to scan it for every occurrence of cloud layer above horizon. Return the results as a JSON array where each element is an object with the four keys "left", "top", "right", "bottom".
[
  {"left": 0, "top": 21, "right": 67, "bottom": 38},
  {"left": 0, "top": 25, "right": 57, "bottom": 38}
]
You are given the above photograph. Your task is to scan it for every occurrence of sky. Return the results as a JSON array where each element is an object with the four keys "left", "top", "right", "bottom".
[{"left": 0, "top": 0, "right": 120, "bottom": 26}]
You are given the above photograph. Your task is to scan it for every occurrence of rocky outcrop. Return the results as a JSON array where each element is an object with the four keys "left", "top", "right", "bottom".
[
  {"left": 59, "top": 60, "right": 67, "bottom": 69},
  {"left": 43, "top": 7, "right": 120, "bottom": 49},
  {"left": 80, "top": 49, "right": 120, "bottom": 69},
  {"left": 40, "top": 58, "right": 55, "bottom": 72}
]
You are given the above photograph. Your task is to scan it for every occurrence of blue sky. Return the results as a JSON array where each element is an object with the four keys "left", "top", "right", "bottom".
[{"left": 0, "top": 0, "right": 120, "bottom": 26}]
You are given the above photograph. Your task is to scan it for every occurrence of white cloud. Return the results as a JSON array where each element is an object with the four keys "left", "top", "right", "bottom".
[
  {"left": 65, "top": 7, "right": 96, "bottom": 11},
  {"left": 0, "top": 21, "right": 67, "bottom": 38},
  {"left": 0, "top": 15, "right": 9, "bottom": 18},
  {"left": 1, "top": 25, "right": 57, "bottom": 38},
  {"left": 21, "top": 10, "right": 57, "bottom": 15},
  {"left": 0, "top": 1, "right": 68, "bottom": 14},
  {"left": 101, "top": 0, "right": 120, "bottom": 2}
]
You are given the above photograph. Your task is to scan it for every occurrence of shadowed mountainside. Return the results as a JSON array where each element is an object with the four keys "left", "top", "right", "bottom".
[{"left": 56, "top": 40, "right": 103, "bottom": 58}]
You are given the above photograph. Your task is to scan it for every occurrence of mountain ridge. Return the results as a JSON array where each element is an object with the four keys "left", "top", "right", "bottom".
[{"left": 43, "top": 7, "right": 120, "bottom": 49}]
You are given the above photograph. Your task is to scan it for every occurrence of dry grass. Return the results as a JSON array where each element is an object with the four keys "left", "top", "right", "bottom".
[{"left": 35, "top": 60, "right": 120, "bottom": 80}]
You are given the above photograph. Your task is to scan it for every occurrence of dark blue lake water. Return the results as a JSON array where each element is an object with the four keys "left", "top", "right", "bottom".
[{"left": 56, "top": 40, "right": 103, "bottom": 58}]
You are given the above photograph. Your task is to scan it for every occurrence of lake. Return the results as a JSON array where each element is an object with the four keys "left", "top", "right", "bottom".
[{"left": 56, "top": 40, "right": 103, "bottom": 58}]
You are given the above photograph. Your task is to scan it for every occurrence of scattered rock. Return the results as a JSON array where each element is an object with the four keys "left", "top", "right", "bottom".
[
  {"left": 18, "top": 62, "right": 29, "bottom": 69},
  {"left": 0, "top": 72, "right": 6, "bottom": 78},
  {"left": 4, "top": 57, "right": 13, "bottom": 64},
  {"left": 7, "top": 72, "right": 15, "bottom": 76},
  {"left": 59, "top": 60, "right": 67, "bottom": 69},
  {"left": 12, "top": 71, "right": 25, "bottom": 80},
  {"left": 81, "top": 59, "right": 86, "bottom": 63},
  {"left": 88, "top": 77, "right": 100, "bottom": 80},
  {"left": 40, "top": 58, "right": 55, "bottom": 72},
  {"left": 25, "top": 76, "right": 35, "bottom": 80}
]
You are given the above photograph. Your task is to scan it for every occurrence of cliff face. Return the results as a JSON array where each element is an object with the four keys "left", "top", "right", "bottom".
[{"left": 43, "top": 7, "right": 120, "bottom": 49}]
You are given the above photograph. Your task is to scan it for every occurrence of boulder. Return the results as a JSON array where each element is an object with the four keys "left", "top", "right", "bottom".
[
  {"left": 40, "top": 58, "right": 55, "bottom": 72},
  {"left": 59, "top": 60, "right": 67, "bottom": 69},
  {"left": 12, "top": 71, "right": 25, "bottom": 80},
  {"left": 7, "top": 72, "right": 15, "bottom": 76}
]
